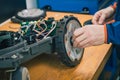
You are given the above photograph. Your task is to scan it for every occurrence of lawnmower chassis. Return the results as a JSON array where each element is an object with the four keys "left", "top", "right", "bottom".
[{"left": 0, "top": 14, "right": 84, "bottom": 80}]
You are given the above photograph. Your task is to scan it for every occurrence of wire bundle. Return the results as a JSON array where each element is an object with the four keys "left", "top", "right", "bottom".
[{"left": 19, "top": 18, "right": 57, "bottom": 44}]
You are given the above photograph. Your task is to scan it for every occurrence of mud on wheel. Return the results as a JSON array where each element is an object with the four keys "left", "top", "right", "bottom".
[{"left": 56, "top": 15, "right": 84, "bottom": 67}]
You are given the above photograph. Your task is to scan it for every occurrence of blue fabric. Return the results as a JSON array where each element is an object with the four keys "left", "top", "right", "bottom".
[
  {"left": 106, "top": 0, "right": 120, "bottom": 59},
  {"left": 107, "top": 21, "right": 120, "bottom": 45},
  {"left": 115, "top": 0, "right": 120, "bottom": 21},
  {"left": 99, "top": 0, "right": 120, "bottom": 79}
]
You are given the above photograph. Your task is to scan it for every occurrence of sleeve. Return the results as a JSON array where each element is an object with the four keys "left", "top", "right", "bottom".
[{"left": 106, "top": 21, "right": 120, "bottom": 45}]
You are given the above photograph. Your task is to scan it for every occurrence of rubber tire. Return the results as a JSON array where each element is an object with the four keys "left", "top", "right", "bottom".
[
  {"left": 56, "top": 15, "right": 84, "bottom": 67},
  {"left": 83, "top": 19, "right": 92, "bottom": 26},
  {"left": 12, "top": 67, "right": 30, "bottom": 80}
]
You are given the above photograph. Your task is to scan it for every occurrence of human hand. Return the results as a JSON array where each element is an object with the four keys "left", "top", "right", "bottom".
[
  {"left": 73, "top": 25, "right": 105, "bottom": 48},
  {"left": 92, "top": 6, "right": 115, "bottom": 25}
]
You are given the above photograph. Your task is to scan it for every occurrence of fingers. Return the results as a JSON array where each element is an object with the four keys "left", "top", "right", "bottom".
[
  {"left": 73, "top": 33, "right": 93, "bottom": 48},
  {"left": 92, "top": 11, "right": 106, "bottom": 25},
  {"left": 98, "top": 14, "right": 106, "bottom": 24},
  {"left": 73, "top": 27, "right": 91, "bottom": 48},
  {"left": 73, "top": 28, "right": 84, "bottom": 41},
  {"left": 73, "top": 31, "right": 92, "bottom": 48},
  {"left": 77, "top": 39, "right": 90, "bottom": 48},
  {"left": 92, "top": 12, "right": 101, "bottom": 24},
  {"left": 73, "top": 25, "right": 104, "bottom": 48},
  {"left": 73, "top": 32, "right": 87, "bottom": 47}
]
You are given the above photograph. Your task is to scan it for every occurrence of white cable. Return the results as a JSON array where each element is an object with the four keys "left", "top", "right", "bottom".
[
  {"left": 34, "top": 20, "right": 48, "bottom": 36},
  {"left": 44, "top": 21, "right": 57, "bottom": 38}
]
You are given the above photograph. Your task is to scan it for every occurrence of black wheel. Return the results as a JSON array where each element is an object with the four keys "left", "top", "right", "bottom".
[
  {"left": 16, "top": 8, "right": 46, "bottom": 21},
  {"left": 83, "top": 19, "right": 92, "bottom": 26},
  {"left": 12, "top": 67, "right": 30, "bottom": 80},
  {"left": 56, "top": 15, "right": 84, "bottom": 67}
]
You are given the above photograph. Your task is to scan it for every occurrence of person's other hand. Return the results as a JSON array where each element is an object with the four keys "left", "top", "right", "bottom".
[
  {"left": 92, "top": 6, "right": 115, "bottom": 25},
  {"left": 73, "top": 25, "right": 105, "bottom": 48}
]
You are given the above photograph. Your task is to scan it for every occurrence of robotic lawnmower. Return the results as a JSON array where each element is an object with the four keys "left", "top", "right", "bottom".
[{"left": 0, "top": 9, "right": 84, "bottom": 80}]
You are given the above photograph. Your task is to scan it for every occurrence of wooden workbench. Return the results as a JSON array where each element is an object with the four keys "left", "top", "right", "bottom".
[{"left": 0, "top": 11, "right": 112, "bottom": 80}]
